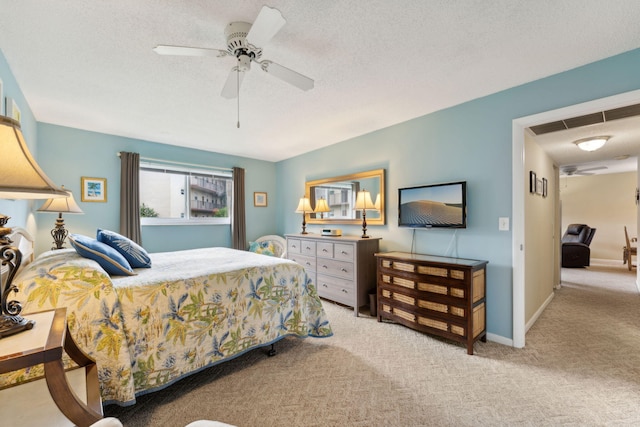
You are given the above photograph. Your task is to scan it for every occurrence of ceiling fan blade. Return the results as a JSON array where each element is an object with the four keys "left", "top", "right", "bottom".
[
  {"left": 246, "top": 6, "right": 286, "bottom": 47},
  {"left": 221, "top": 68, "right": 246, "bottom": 99},
  {"left": 260, "top": 61, "right": 314, "bottom": 91},
  {"left": 153, "top": 45, "right": 229, "bottom": 57}
]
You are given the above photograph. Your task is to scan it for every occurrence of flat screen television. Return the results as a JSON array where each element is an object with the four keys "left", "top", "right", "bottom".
[{"left": 398, "top": 181, "right": 467, "bottom": 228}]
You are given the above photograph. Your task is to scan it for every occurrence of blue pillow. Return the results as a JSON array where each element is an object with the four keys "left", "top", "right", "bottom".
[
  {"left": 69, "top": 234, "right": 135, "bottom": 276},
  {"left": 97, "top": 229, "right": 152, "bottom": 268}
]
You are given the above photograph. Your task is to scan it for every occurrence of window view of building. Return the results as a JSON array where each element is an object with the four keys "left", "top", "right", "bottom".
[{"left": 140, "top": 164, "right": 232, "bottom": 224}]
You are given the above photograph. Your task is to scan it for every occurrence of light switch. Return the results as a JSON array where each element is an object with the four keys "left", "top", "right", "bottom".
[{"left": 499, "top": 217, "right": 509, "bottom": 231}]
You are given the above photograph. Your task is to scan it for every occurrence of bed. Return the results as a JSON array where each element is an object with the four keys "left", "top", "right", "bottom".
[{"left": 0, "top": 245, "right": 332, "bottom": 406}]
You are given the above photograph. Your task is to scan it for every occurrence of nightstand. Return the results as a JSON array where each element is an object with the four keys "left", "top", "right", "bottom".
[{"left": 0, "top": 308, "right": 103, "bottom": 427}]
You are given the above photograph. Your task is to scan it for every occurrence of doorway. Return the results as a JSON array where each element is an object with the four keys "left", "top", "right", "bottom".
[{"left": 512, "top": 88, "right": 640, "bottom": 348}]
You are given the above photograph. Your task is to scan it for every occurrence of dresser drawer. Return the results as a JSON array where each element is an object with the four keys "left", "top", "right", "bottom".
[
  {"left": 288, "top": 253, "right": 316, "bottom": 272},
  {"left": 317, "top": 274, "right": 355, "bottom": 306},
  {"left": 287, "top": 239, "right": 301, "bottom": 255},
  {"left": 300, "top": 240, "right": 317, "bottom": 256},
  {"left": 317, "top": 258, "right": 354, "bottom": 280},
  {"left": 317, "top": 242, "right": 334, "bottom": 258},
  {"left": 334, "top": 243, "right": 354, "bottom": 262}
]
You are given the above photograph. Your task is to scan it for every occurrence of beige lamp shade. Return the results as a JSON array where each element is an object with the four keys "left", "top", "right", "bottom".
[
  {"left": 295, "top": 197, "right": 313, "bottom": 213},
  {"left": 374, "top": 194, "right": 381, "bottom": 210},
  {"left": 354, "top": 190, "right": 376, "bottom": 210},
  {"left": 314, "top": 197, "right": 331, "bottom": 213},
  {"left": 0, "top": 116, "right": 67, "bottom": 199},
  {"left": 37, "top": 186, "right": 84, "bottom": 214}
]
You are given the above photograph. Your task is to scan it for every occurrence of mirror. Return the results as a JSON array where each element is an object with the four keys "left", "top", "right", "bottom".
[{"left": 306, "top": 168, "right": 385, "bottom": 225}]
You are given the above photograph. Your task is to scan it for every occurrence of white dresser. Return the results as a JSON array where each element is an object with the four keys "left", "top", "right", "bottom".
[{"left": 286, "top": 233, "right": 380, "bottom": 316}]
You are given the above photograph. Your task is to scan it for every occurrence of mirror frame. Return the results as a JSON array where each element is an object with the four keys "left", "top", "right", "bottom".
[{"left": 305, "top": 168, "right": 385, "bottom": 225}]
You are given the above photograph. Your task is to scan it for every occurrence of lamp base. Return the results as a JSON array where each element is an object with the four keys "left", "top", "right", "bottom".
[{"left": 0, "top": 314, "right": 35, "bottom": 338}]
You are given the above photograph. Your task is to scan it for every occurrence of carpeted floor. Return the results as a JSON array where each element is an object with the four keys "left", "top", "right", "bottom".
[{"left": 105, "top": 260, "right": 640, "bottom": 426}]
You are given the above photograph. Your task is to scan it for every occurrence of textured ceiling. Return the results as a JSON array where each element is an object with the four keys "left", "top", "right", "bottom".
[{"left": 1, "top": 1, "right": 640, "bottom": 162}]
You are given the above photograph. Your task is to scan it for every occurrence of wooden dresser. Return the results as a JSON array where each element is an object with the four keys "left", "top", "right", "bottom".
[
  {"left": 375, "top": 251, "right": 488, "bottom": 355},
  {"left": 286, "top": 233, "right": 380, "bottom": 316}
]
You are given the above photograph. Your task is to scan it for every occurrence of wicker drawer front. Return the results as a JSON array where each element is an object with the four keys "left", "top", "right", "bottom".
[
  {"left": 287, "top": 239, "right": 301, "bottom": 255},
  {"left": 380, "top": 305, "right": 464, "bottom": 336},
  {"left": 317, "top": 274, "right": 355, "bottom": 306},
  {"left": 301, "top": 240, "right": 317, "bottom": 256},
  {"left": 472, "top": 303, "right": 485, "bottom": 338},
  {"left": 318, "top": 258, "right": 354, "bottom": 280},
  {"left": 317, "top": 242, "right": 334, "bottom": 258},
  {"left": 473, "top": 270, "right": 486, "bottom": 303},
  {"left": 381, "top": 288, "right": 466, "bottom": 318},
  {"left": 288, "top": 253, "right": 316, "bottom": 272}
]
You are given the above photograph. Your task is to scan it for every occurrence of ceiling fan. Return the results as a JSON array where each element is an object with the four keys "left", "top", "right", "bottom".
[
  {"left": 561, "top": 165, "right": 608, "bottom": 176},
  {"left": 153, "top": 5, "right": 314, "bottom": 101}
]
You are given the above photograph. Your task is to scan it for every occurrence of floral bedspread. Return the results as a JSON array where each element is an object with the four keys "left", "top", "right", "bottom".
[{"left": 0, "top": 247, "right": 332, "bottom": 405}]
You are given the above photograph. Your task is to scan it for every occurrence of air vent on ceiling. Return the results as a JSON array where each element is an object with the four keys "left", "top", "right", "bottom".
[{"left": 529, "top": 102, "right": 640, "bottom": 135}]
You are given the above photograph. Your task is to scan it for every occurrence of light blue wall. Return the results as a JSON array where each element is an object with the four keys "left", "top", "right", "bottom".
[
  {"left": 277, "top": 48, "right": 640, "bottom": 340},
  {"left": 35, "top": 124, "right": 277, "bottom": 254}
]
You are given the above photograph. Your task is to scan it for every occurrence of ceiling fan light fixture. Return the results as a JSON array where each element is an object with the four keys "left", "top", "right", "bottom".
[{"left": 573, "top": 136, "right": 609, "bottom": 152}]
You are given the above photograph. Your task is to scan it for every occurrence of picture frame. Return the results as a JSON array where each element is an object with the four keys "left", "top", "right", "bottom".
[
  {"left": 81, "top": 177, "right": 107, "bottom": 202},
  {"left": 5, "top": 97, "right": 21, "bottom": 123},
  {"left": 542, "top": 178, "right": 548, "bottom": 198},
  {"left": 529, "top": 171, "right": 537, "bottom": 193},
  {"left": 254, "top": 192, "right": 267, "bottom": 207},
  {"left": 536, "top": 178, "right": 543, "bottom": 195}
]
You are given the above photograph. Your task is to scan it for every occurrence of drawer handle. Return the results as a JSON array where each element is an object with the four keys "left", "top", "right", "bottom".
[
  {"left": 322, "top": 248, "right": 328, "bottom": 252},
  {"left": 341, "top": 289, "right": 348, "bottom": 293},
  {"left": 341, "top": 268, "right": 348, "bottom": 272},
  {"left": 292, "top": 244, "right": 297, "bottom": 249},
  {"left": 341, "top": 251, "right": 348, "bottom": 255},
  {"left": 306, "top": 262, "right": 312, "bottom": 267},
  {"left": 322, "top": 283, "right": 328, "bottom": 288},
  {"left": 322, "top": 265, "right": 328, "bottom": 269},
  {"left": 306, "top": 246, "right": 311, "bottom": 250}
]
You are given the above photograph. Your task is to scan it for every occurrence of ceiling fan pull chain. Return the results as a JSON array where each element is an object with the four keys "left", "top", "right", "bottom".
[{"left": 237, "top": 64, "right": 240, "bottom": 128}]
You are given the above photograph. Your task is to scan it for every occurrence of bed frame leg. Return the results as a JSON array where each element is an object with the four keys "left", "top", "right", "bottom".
[{"left": 267, "top": 343, "right": 276, "bottom": 357}]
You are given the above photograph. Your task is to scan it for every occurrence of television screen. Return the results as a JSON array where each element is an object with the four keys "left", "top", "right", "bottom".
[{"left": 398, "top": 181, "right": 466, "bottom": 228}]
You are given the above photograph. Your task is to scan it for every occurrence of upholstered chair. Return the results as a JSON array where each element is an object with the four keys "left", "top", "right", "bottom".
[{"left": 561, "top": 224, "right": 596, "bottom": 268}]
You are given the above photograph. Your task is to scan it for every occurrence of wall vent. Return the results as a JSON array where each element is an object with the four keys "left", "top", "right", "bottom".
[{"left": 529, "top": 102, "right": 640, "bottom": 135}]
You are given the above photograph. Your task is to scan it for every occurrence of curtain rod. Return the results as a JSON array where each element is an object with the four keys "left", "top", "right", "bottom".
[{"left": 117, "top": 152, "right": 233, "bottom": 172}]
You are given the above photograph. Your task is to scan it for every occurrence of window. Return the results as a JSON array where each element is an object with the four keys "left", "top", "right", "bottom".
[{"left": 139, "top": 162, "right": 232, "bottom": 225}]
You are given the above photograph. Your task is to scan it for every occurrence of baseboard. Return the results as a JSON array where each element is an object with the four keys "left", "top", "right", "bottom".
[
  {"left": 486, "top": 332, "right": 513, "bottom": 347},
  {"left": 484, "top": 292, "right": 554, "bottom": 349},
  {"left": 525, "top": 291, "right": 554, "bottom": 333}
]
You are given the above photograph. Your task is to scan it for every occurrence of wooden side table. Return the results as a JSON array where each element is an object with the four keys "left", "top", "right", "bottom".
[{"left": 0, "top": 308, "right": 103, "bottom": 427}]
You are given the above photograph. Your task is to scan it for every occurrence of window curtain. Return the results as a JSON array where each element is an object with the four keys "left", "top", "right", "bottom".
[
  {"left": 119, "top": 152, "right": 142, "bottom": 244},
  {"left": 232, "top": 167, "right": 246, "bottom": 250}
]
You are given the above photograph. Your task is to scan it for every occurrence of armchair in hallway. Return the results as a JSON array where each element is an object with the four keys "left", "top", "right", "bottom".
[{"left": 561, "top": 224, "right": 596, "bottom": 268}]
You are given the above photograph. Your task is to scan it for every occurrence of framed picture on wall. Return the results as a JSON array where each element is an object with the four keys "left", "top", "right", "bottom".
[
  {"left": 254, "top": 192, "right": 267, "bottom": 207},
  {"left": 81, "top": 177, "right": 107, "bottom": 202},
  {"left": 529, "top": 171, "right": 537, "bottom": 193},
  {"left": 542, "top": 178, "right": 548, "bottom": 198},
  {"left": 0, "top": 77, "right": 3, "bottom": 115}
]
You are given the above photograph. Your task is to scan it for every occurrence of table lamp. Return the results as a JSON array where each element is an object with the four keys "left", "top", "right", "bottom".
[
  {"left": 295, "top": 197, "right": 313, "bottom": 234},
  {"left": 354, "top": 189, "right": 376, "bottom": 238},
  {"left": 314, "top": 197, "right": 331, "bottom": 219},
  {"left": 38, "top": 185, "right": 84, "bottom": 250},
  {"left": 0, "top": 116, "right": 67, "bottom": 338}
]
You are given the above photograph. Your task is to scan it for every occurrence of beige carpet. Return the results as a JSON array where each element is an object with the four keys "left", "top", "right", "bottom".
[{"left": 105, "top": 260, "right": 640, "bottom": 426}]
